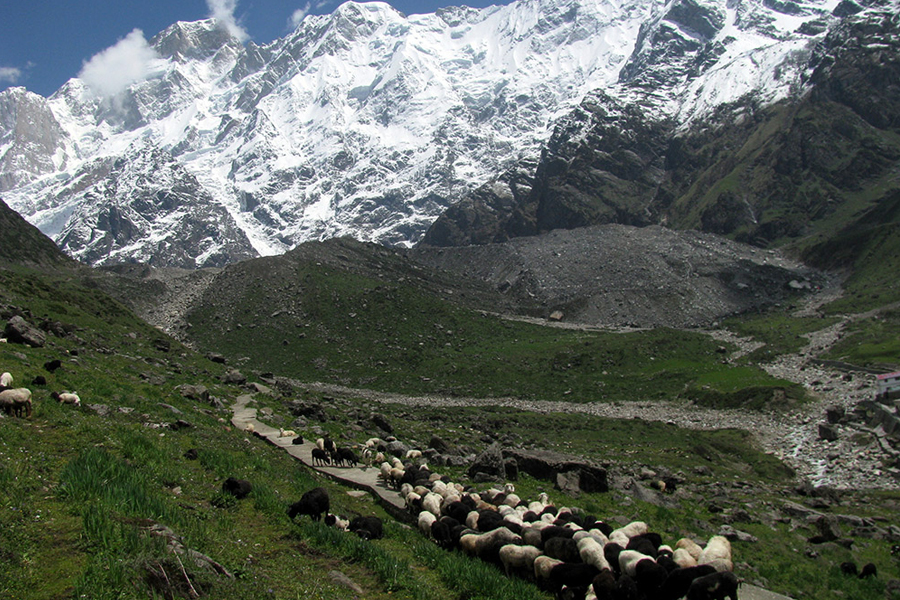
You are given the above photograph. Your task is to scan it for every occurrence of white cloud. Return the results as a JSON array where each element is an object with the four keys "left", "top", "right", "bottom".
[
  {"left": 290, "top": 1, "right": 335, "bottom": 28},
  {"left": 78, "top": 29, "right": 159, "bottom": 98},
  {"left": 207, "top": 0, "right": 249, "bottom": 41},
  {"left": 290, "top": 3, "right": 313, "bottom": 28},
  {"left": 0, "top": 67, "right": 22, "bottom": 84}
]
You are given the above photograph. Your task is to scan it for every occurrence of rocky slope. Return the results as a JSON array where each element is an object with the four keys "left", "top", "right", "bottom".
[
  {"left": 421, "top": 7, "right": 900, "bottom": 251},
  {"left": 0, "top": 0, "right": 875, "bottom": 267}
]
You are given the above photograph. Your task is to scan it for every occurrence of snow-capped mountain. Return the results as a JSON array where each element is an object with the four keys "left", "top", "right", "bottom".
[{"left": 0, "top": 0, "right": 871, "bottom": 267}]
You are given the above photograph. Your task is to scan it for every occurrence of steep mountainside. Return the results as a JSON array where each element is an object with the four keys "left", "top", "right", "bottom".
[
  {"left": 0, "top": 0, "right": 865, "bottom": 267},
  {"left": 422, "top": 7, "right": 900, "bottom": 255},
  {"left": 0, "top": 198, "right": 75, "bottom": 268}
]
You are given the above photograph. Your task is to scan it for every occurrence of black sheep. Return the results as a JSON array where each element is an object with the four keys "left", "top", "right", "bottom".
[
  {"left": 475, "top": 509, "right": 504, "bottom": 532},
  {"left": 840, "top": 561, "right": 858, "bottom": 576},
  {"left": 545, "top": 537, "right": 581, "bottom": 563},
  {"left": 686, "top": 571, "right": 740, "bottom": 600},
  {"left": 349, "top": 516, "right": 383, "bottom": 540},
  {"left": 337, "top": 447, "right": 358, "bottom": 467},
  {"left": 288, "top": 487, "right": 330, "bottom": 521},
  {"left": 431, "top": 520, "right": 454, "bottom": 549},
  {"left": 627, "top": 536, "right": 659, "bottom": 559},
  {"left": 659, "top": 565, "right": 717, "bottom": 600},
  {"left": 312, "top": 448, "right": 331, "bottom": 466},
  {"left": 222, "top": 477, "right": 252, "bottom": 499},
  {"left": 634, "top": 559, "right": 668, "bottom": 599},
  {"left": 604, "top": 543, "right": 624, "bottom": 576},
  {"left": 859, "top": 562, "right": 877, "bottom": 579},
  {"left": 322, "top": 437, "right": 336, "bottom": 453},
  {"left": 591, "top": 569, "right": 617, "bottom": 600},
  {"left": 547, "top": 562, "right": 600, "bottom": 593},
  {"left": 657, "top": 552, "right": 679, "bottom": 574},
  {"left": 291, "top": 436, "right": 304, "bottom": 445},
  {"left": 616, "top": 574, "right": 641, "bottom": 600},
  {"left": 541, "top": 525, "right": 577, "bottom": 546},
  {"left": 443, "top": 500, "right": 471, "bottom": 523}
]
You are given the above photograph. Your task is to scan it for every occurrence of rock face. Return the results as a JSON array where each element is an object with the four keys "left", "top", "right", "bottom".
[
  {"left": 422, "top": 10, "right": 900, "bottom": 256},
  {"left": 504, "top": 448, "right": 608, "bottom": 493}
]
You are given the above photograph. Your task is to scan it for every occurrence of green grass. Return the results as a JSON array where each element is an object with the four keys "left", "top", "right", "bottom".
[
  {"left": 823, "top": 308, "right": 900, "bottom": 370},
  {"left": 186, "top": 264, "right": 798, "bottom": 404},
  {"left": 724, "top": 311, "right": 840, "bottom": 362},
  {"left": 1, "top": 255, "right": 899, "bottom": 600}
]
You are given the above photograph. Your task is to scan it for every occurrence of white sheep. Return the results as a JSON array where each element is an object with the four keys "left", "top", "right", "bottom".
[
  {"left": 698, "top": 535, "right": 733, "bottom": 572},
  {"left": 379, "top": 462, "right": 393, "bottom": 483},
  {"left": 399, "top": 483, "right": 414, "bottom": 499},
  {"left": 421, "top": 492, "right": 442, "bottom": 517},
  {"left": 533, "top": 555, "right": 564, "bottom": 585},
  {"left": 577, "top": 536, "right": 612, "bottom": 572},
  {"left": 418, "top": 510, "right": 437, "bottom": 536},
  {"left": 673, "top": 547, "right": 698, "bottom": 568},
  {"left": 459, "top": 527, "right": 521, "bottom": 559},
  {"left": 279, "top": 428, "right": 297, "bottom": 438},
  {"left": 502, "top": 493, "right": 522, "bottom": 507},
  {"left": 406, "top": 492, "right": 422, "bottom": 513},
  {"left": 619, "top": 549, "right": 655, "bottom": 577},
  {"left": 316, "top": 438, "right": 325, "bottom": 451},
  {"left": 406, "top": 449, "right": 422, "bottom": 460},
  {"left": 245, "top": 423, "right": 255, "bottom": 433},
  {"left": 51, "top": 391, "right": 80, "bottom": 406},
  {"left": 499, "top": 543, "right": 542, "bottom": 577},
  {"left": 389, "top": 467, "right": 405, "bottom": 488},
  {"left": 0, "top": 388, "right": 32, "bottom": 417},
  {"left": 0, "top": 372, "right": 13, "bottom": 388},
  {"left": 676, "top": 537, "right": 704, "bottom": 561}
]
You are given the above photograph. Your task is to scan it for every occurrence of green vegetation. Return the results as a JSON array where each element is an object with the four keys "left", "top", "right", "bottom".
[
  {"left": 0, "top": 240, "right": 897, "bottom": 600},
  {"left": 186, "top": 264, "right": 802, "bottom": 406},
  {"left": 823, "top": 309, "right": 900, "bottom": 371}
]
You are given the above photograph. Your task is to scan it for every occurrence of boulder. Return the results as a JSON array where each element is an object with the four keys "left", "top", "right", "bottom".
[
  {"left": 371, "top": 412, "right": 393, "bottom": 434},
  {"left": 557, "top": 471, "right": 582, "bottom": 496},
  {"left": 178, "top": 384, "right": 210, "bottom": 403},
  {"left": 818, "top": 422, "right": 839, "bottom": 441},
  {"left": 4, "top": 315, "right": 46, "bottom": 347},
  {"left": 468, "top": 442, "right": 506, "bottom": 482},
  {"left": 504, "top": 448, "right": 608, "bottom": 492},
  {"left": 222, "top": 369, "right": 247, "bottom": 385},
  {"left": 287, "top": 399, "right": 327, "bottom": 422},
  {"left": 429, "top": 435, "right": 451, "bottom": 454},
  {"left": 385, "top": 440, "right": 408, "bottom": 458}
]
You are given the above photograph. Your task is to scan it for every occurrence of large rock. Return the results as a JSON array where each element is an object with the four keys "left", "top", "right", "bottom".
[
  {"left": 287, "top": 399, "right": 327, "bottom": 422},
  {"left": 4, "top": 315, "right": 46, "bottom": 347},
  {"left": 504, "top": 448, "right": 608, "bottom": 492},
  {"left": 468, "top": 442, "right": 506, "bottom": 482}
]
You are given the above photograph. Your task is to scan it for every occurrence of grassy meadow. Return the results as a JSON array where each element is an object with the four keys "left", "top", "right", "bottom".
[{"left": 1, "top": 257, "right": 899, "bottom": 599}]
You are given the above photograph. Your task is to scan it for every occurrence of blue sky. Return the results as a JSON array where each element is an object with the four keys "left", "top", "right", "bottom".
[{"left": 0, "top": 0, "right": 512, "bottom": 97}]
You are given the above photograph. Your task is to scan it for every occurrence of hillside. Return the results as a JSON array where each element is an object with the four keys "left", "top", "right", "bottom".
[{"left": 2, "top": 215, "right": 900, "bottom": 599}]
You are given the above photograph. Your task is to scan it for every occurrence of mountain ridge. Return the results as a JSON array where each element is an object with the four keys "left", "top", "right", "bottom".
[{"left": 0, "top": 0, "right": 873, "bottom": 267}]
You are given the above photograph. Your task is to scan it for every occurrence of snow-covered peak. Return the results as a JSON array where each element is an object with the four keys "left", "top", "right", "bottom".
[{"left": 1, "top": 0, "right": 870, "bottom": 267}]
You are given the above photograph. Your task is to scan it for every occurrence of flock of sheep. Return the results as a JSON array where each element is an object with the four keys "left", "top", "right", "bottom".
[
  {"left": 0, "top": 371, "right": 80, "bottom": 418},
  {"left": 280, "top": 432, "right": 740, "bottom": 600}
]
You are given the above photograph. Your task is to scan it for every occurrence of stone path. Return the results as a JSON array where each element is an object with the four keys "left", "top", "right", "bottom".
[
  {"left": 230, "top": 394, "right": 793, "bottom": 600},
  {"left": 231, "top": 394, "right": 407, "bottom": 518}
]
